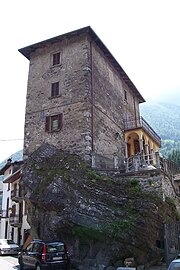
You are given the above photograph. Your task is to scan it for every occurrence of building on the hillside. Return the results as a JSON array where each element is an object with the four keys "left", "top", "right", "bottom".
[
  {"left": 19, "top": 26, "right": 162, "bottom": 172},
  {"left": 0, "top": 159, "right": 30, "bottom": 245},
  {"left": 0, "top": 181, "right": 3, "bottom": 236}
]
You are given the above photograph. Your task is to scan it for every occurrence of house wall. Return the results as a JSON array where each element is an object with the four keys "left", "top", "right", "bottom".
[
  {"left": 0, "top": 164, "right": 30, "bottom": 244},
  {"left": 91, "top": 42, "right": 141, "bottom": 167},
  {"left": 24, "top": 35, "right": 92, "bottom": 160},
  {"left": 23, "top": 32, "right": 142, "bottom": 168}
]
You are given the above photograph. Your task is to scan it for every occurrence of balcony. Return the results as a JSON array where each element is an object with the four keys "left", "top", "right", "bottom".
[
  {"left": 124, "top": 116, "right": 161, "bottom": 147},
  {"left": 9, "top": 214, "right": 22, "bottom": 227},
  {"left": 11, "top": 189, "right": 23, "bottom": 203}
]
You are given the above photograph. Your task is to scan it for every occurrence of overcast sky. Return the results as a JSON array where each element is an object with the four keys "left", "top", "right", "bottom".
[{"left": 0, "top": 0, "right": 180, "bottom": 162}]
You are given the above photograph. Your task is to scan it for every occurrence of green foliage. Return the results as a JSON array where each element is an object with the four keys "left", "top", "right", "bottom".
[
  {"left": 140, "top": 102, "right": 180, "bottom": 157},
  {"left": 126, "top": 179, "right": 142, "bottom": 196},
  {"left": 87, "top": 170, "right": 101, "bottom": 181},
  {"left": 102, "top": 217, "right": 135, "bottom": 238},
  {"left": 72, "top": 225, "right": 104, "bottom": 241},
  {"left": 168, "top": 148, "right": 180, "bottom": 166}
]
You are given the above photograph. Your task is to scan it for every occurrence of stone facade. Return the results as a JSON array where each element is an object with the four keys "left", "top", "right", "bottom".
[{"left": 19, "top": 27, "right": 144, "bottom": 169}]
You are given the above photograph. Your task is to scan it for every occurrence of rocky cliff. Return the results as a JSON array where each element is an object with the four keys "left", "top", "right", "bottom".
[{"left": 21, "top": 144, "right": 179, "bottom": 270}]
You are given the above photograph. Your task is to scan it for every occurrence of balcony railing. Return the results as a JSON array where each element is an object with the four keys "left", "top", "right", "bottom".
[
  {"left": 9, "top": 215, "right": 22, "bottom": 227},
  {"left": 125, "top": 151, "right": 180, "bottom": 176},
  {"left": 11, "top": 189, "right": 23, "bottom": 202},
  {"left": 124, "top": 116, "right": 161, "bottom": 146}
]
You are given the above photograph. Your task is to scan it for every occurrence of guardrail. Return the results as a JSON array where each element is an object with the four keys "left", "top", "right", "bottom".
[{"left": 124, "top": 117, "right": 161, "bottom": 146}]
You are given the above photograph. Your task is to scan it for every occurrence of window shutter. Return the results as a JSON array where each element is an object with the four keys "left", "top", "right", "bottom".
[
  {"left": 45, "top": 116, "right": 50, "bottom": 131},
  {"left": 58, "top": 114, "right": 63, "bottom": 130},
  {"left": 51, "top": 82, "right": 59, "bottom": 97},
  {"left": 53, "top": 52, "right": 60, "bottom": 66}
]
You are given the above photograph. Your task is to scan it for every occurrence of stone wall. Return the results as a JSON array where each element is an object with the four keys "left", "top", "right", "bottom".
[
  {"left": 24, "top": 35, "right": 92, "bottom": 160},
  {"left": 121, "top": 169, "right": 179, "bottom": 202},
  {"left": 91, "top": 42, "right": 141, "bottom": 167},
  {"left": 23, "top": 32, "right": 142, "bottom": 169}
]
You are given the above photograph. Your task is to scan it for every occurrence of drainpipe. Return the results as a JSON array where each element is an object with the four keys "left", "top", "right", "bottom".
[
  {"left": 133, "top": 96, "right": 137, "bottom": 126},
  {"left": 90, "top": 41, "right": 94, "bottom": 154}
]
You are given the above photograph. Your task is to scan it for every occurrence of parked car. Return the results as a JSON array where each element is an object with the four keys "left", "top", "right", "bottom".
[
  {"left": 168, "top": 258, "right": 180, "bottom": 270},
  {"left": 18, "top": 239, "right": 70, "bottom": 270},
  {"left": 0, "top": 238, "right": 20, "bottom": 255}
]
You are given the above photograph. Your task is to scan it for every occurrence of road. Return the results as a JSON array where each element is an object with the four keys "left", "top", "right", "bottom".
[{"left": 0, "top": 255, "right": 19, "bottom": 270}]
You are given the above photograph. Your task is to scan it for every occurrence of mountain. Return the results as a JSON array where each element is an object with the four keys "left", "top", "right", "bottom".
[{"left": 140, "top": 101, "right": 180, "bottom": 156}]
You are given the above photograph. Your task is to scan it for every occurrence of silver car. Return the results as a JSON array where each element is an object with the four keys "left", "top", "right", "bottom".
[{"left": 0, "top": 239, "right": 20, "bottom": 255}]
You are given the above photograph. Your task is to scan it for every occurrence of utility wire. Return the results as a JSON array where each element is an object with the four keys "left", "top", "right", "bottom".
[{"left": 0, "top": 139, "right": 23, "bottom": 142}]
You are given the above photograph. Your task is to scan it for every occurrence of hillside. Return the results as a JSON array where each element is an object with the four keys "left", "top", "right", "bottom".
[{"left": 140, "top": 102, "right": 180, "bottom": 156}]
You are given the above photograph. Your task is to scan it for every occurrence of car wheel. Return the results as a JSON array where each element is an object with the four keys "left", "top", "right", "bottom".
[{"left": 36, "top": 264, "right": 42, "bottom": 270}]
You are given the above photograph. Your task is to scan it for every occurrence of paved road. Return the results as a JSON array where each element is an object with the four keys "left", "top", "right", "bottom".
[{"left": 0, "top": 256, "right": 19, "bottom": 270}]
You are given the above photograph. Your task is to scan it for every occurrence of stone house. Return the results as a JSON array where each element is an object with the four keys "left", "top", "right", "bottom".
[
  {"left": 19, "top": 26, "right": 161, "bottom": 171},
  {"left": 0, "top": 159, "right": 30, "bottom": 245}
]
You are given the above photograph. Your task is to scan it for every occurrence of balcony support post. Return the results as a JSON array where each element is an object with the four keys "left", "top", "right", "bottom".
[
  {"left": 145, "top": 144, "right": 150, "bottom": 165},
  {"left": 155, "top": 151, "right": 161, "bottom": 168},
  {"left": 139, "top": 139, "right": 144, "bottom": 152},
  {"left": 125, "top": 142, "right": 128, "bottom": 159}
]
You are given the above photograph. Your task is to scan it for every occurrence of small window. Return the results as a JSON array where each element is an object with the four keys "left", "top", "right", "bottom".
[
  {"left": 45, "top": 114, "right": 63, "bottom": 132},
  {"left": 52, "top": 52, "right": 60, "bottom": 66},
  {"left": 124, "top": 90, "right": 127, "bottom": 101},
  {"left": 51, "top": 82, "right": 59, "bottom": 97}
]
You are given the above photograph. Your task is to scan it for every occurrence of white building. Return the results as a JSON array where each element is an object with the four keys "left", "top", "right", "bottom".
[{"left": 0, "top": 159, "right": 30, "bottom": 245}]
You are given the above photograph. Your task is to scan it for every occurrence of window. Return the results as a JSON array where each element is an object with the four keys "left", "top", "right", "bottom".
[
  {"left": 51, "top": 82, "right": 59, "bottom": 97},
  {"left": 124, "top": 90, "right": 127, "bottom": 101},
  {"left": 52, "top": 52, "right": 60, "bottom": 66},
  {"left": 26, "top": 243, "right": 34, "bottom": 252},
  {"left": 45, "top": 114, "right": 63, "bottom": 132}
]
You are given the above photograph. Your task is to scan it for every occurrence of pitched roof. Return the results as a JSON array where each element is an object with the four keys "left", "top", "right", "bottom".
[
  {"left": 18, "top": 26, "right": 145, "bottom": 103},
  {"left": 0, "top": 160, "right": 23, "bottom": 175}
]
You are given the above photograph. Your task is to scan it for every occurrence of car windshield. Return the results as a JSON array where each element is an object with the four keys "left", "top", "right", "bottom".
[
  {"left": 169, "top": 262, "right": 180, "bottom": 270},
  {"left": 46, "top": 243, "right": 64, "bottom": 253}
]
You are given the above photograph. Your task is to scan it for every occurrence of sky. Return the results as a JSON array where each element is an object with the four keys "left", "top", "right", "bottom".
[{"left": 0, "top": 0, "right": 180, "bottom": 162}]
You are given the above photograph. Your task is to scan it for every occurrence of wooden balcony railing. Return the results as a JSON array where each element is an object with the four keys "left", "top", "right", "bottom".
[
  {"left": 9, "top": 214, "right": 22, "bottom": 227},
  {"left": 11, "top": 189, "right": 23, "bottom": 202},
  {"left": 124, "top": 116, "right": 161, "bottom": 146}
]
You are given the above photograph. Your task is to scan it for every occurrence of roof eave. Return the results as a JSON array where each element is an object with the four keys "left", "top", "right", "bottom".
[{"left": 18, "top": 26, "right": 145, "bottom": 103}]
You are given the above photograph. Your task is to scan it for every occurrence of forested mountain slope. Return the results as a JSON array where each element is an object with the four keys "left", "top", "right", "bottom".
[{"left": 140, "top": 102, "right": 180, "bottom": 156}]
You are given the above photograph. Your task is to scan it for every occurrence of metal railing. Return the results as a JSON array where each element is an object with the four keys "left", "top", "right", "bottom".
[
  {"left": 124, "top": 116, "right": 161, "bottom": 146},
  {"left": 9, "top": 215, "right": 22, "bottom": 226},
  {"left": 125, "top": 152, "right": 155, "bottom": 172},
  {"left": 125, "top": 152, "right": 180, "bottom": 176}
]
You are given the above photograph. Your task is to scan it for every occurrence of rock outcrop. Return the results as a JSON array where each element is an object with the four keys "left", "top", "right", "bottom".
[{"left": 21, "top": 143, "right": 179, "bottom": 269}]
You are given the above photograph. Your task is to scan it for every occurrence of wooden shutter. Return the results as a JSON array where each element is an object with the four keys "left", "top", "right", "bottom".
[
  {"left": 51, "top": 82, "right": 59, "bottom": 97},
  {"left": 45, "top": 116, "right": 50, "bottom": 131},
  {"left": 53, "top": 52, "right": 60, "bottom": 66},
  {"left": 58, "top": 114, "right": 63, "bottom": 130}
]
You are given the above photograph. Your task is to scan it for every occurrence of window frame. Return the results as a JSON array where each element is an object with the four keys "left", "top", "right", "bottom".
[
  {"left": 45, "top": 113, "right": 63, "bottom": 132},
  {"left": 124, "top": 89, "right": 128, "bottom": 102},
  {"left": 51, "top": 52, "right": 61, "bottom": 67},
  {"left": 51, "top": 81, "right": 60, "bottom": 97}
]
